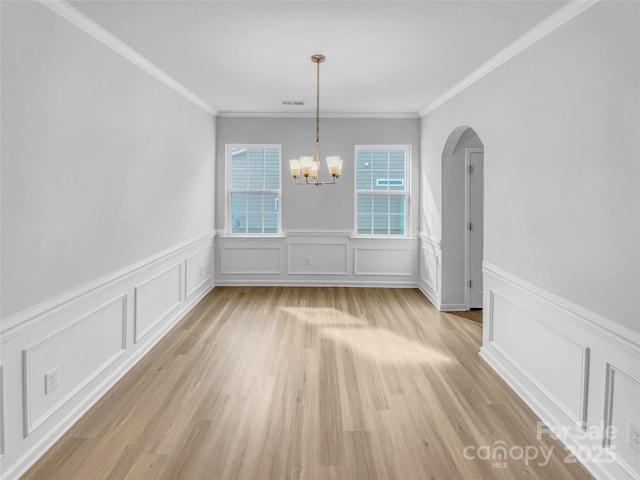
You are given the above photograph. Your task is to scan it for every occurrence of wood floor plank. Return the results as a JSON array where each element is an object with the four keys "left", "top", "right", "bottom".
[
  {"left": 23, "top": 287, "right": 593, "bottom": 480},
  {"left": 318, "top": 338, "right": 344, "bottom": 466}
]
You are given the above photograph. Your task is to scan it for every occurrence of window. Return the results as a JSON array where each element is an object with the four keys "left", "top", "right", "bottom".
[
  {"left": 355, "top": 145, "right": 410, "bottom": 236},
  {"left": 227, "top": 145, "right": 281, "bottom": 235}
]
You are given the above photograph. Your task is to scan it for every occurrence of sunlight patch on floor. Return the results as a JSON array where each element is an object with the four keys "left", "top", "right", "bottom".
[
  {"left": 282, "top": 306, "right": 368, "bottom": 326},
  {"left": 283, "top": 306, "right": 452, "bottom": 365}
]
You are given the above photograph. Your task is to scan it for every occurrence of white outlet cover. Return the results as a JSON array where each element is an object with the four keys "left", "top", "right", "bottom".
[
  {"left": 629, "top": 421, "right": 640, "bottom": 452},
  {"left": 45, "top": 366, "right": 60, "bottom": 395}
]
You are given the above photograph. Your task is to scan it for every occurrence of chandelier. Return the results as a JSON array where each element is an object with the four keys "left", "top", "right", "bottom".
[{"left": 288, "top": 54, "right": 344, "bottom": 185}]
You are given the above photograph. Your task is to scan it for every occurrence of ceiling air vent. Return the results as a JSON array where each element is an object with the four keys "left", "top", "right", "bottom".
[{"left": 282, "top": 100, "right": 305, "bottom": 106}]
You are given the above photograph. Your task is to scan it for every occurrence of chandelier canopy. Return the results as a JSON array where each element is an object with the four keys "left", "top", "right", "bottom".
[{"left": 288, "top": 55, "right": 344, "bottom": 185}]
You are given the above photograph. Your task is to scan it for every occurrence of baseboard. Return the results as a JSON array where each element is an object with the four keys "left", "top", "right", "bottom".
[
  {"left": 0, "top": 234, "right": 215, "bottom": 480},
  {"left": 215, "top": 279, "right": 418, "bottom": 288},
  {"left": 482, "top": 262, "right": 640, "bottom": 480},
  {"left": 480, "top": 342, "right": 636, "bottom": 480},
  {"left": 439, "top": 303, "right": 468, "bottom": 311},
  {"left": 4, "top": 280, "right": 214, "bottom": 480},
  {"left": 418, "top": 281, "right": 440, "bottom": 309}
]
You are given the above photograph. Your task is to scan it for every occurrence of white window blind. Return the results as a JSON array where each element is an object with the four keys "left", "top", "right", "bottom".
[
  {"left": 227, "top": 145, "right": 281, "bottom": 235},
  {"left": 355, "top": 146, "right": 409, "bottom": 236}
]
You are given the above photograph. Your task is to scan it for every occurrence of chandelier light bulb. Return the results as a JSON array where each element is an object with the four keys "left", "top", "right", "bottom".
[
  {"left": 309, "top": 161, "right": 319, "bottom": 179},
  {"left": 289, "top": 158, "right": 301, "bottom": 178},
  {"left": 326, "top": 156, "right": 343, "bottom": 177},
  {"left": 300, "top": 156, "right": 314, "bottom": 177}
]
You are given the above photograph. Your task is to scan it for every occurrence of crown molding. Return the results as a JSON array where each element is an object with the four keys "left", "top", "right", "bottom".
[
  {"left": 217, "top": 112, "right": 419, "bottom": 119},
  {"left": 419, "top": 0, "right": 599, "bottom": 117},
  {"left": 38, "top": 0, "right": 217, "bottom": 116}
]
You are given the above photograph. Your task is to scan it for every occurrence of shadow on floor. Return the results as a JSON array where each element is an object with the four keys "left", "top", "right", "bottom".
[{"left": 446, "top": 309, "right": 483, "bottom": 324}]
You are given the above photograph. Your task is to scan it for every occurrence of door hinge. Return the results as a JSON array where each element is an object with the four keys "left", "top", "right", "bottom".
[
  {"left": 468, "top": 279, "right": 472, "bottom": 288},
  {"left": 468, "top": 222, "right": 473, "bottom": 231},
  {"left": 468, "top": 165, "right": 473, "bottom": 174}
]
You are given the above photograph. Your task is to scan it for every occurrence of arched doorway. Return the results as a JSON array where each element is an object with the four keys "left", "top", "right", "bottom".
[{"left": 440, "top": 126, "right": 484, "bottom": 311}]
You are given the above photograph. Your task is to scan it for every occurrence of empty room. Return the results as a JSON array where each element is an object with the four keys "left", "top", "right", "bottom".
[{"left": 1, "top": 1, "right": 638, "bottom": 479}]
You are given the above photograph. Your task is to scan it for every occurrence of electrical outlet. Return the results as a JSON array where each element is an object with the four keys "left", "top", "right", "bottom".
[
  {"left": 304, "top": 256, "right": 311, "bottom": 266},
  {"left": 45, "top": 367, "right": 59, "bottom": 394},
  {"left": 630, "top": 421, "right": 640, "bottom": 452},
  {"left": 199, "top": 266, "right": 204, "bottom": 277}
]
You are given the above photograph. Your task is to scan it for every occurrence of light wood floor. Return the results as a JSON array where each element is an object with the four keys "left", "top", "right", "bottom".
[
  {"left": 447, "top": 309, "right": 483, "bottom": 324},
  {"left": 24, "top": 287, "right": 592, "bottom": 480}
]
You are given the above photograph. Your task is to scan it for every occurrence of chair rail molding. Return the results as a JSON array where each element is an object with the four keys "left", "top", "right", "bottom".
[
  {"left": 1, "top": 232, "right": 215, "bottom": 341},
  {"left": 481, "top": 261, "right": 640, "bottom": 480},
  {"left": 482, "top": 262, "right": 640, "bottom": 352},
  {"left": 0, "top": 233, "right": 216, "bottom": 480}
]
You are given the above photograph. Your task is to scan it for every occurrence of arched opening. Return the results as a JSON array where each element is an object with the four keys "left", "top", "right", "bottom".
[{"left": 440, "top": 126, "right": 484, "bottom": 311}]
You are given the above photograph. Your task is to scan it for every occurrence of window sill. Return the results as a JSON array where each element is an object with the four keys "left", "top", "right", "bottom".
[
  {"left": 218, "top": 234, "right": 286, "bottom": 239},
  {"left": 350, "top": 235, "right": 416, "bottom": 240}
]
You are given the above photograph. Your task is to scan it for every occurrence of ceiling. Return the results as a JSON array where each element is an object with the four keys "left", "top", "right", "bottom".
[{"left": 70, "top": 0, "right": 566, "bottom": 116}]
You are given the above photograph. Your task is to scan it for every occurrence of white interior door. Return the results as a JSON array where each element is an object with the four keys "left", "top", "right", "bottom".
[{"left": 466, "top": 148, "right": 484, "bottom": 309}]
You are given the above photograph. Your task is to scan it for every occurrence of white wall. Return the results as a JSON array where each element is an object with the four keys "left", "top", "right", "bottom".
[
  {"left": 0, "top": 2, "right": 216, "bottom": 478},
  {"left": 215, "top": 117, "right": 421, "bottom": 286},
  {"left": 420, "top": 2, "right": 640, "bottom": 478},
  {"left": 1, "top": 1, "right": 215, "bottom": 318},
  {"left": 420, "top": 0, "right": 639, "bottom": 330}
]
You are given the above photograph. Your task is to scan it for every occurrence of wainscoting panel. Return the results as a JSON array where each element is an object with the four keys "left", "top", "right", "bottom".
[
  {"left": 220, "top": 246, "right": 282, "bottom": 275},
  {"left": 216, "top": 232, "right": 418, "bottom": 287},
  {"left": 134, "top": 264, "right": 182, "bottom": 343},
  {"left": 0, "top": 234, "right": 215, "bottom": 480},
  {"left": 481, "top": 262, "right": 640, "bottom": 480},
  {"left": 418, "top": 232, "right": 441, "bottom": 308},
  {"left": 421, "top": 247, "right": 439, "bottom": 294},
  {"left": 288, "top": 242, "right": 348, "bottom": 275},
  {"left": 23, "top": 297, "right": 127, "bottom": 436},
  {"left": 489, "top": 291, "right": 587, "bottom": 423},
  {"left": 185, "top": 246, "right": 214, "bottom": 298},
  {"left": 354, "top": 248, "right": 413, "bottom": 276},
  {"left": 604, "top": 364, "right": 640, "bottom": 477}
]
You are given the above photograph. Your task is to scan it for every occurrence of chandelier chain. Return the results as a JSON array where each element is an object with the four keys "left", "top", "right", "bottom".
[{"left": 316, "top": 58, "right": 320, "bottom": 145}]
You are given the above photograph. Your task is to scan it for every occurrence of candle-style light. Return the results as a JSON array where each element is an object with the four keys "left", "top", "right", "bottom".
[
  {"left": 326, "top": 156, "right": 344, "bottom": 178},
  {"left": 289, "top": 55, "right": 344, "bottom": 185},
  {"left": 289, "top": 158, "right": 301, "bottom": 178}
]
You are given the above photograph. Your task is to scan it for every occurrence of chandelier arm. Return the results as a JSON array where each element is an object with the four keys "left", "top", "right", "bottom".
[{"left": 293, "top": 177, "right": 337, "bottom": 186}]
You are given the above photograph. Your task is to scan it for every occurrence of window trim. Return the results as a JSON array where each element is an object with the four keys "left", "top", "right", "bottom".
[
  {"left": 225, "top": 143, "right": 283, "bottom": 237},
  {"left": 353, "top": 144, "right": 412, "bottom": 238}
]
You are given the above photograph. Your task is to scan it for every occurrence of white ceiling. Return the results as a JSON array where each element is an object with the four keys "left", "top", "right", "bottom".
[{"left": 70, "top": 0, "right": 566, "bottom": 116}]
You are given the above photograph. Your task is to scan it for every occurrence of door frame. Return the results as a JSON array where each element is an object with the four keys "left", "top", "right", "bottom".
[{"left": 464, "top": 147, "right": 483, "bottom": 310}]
